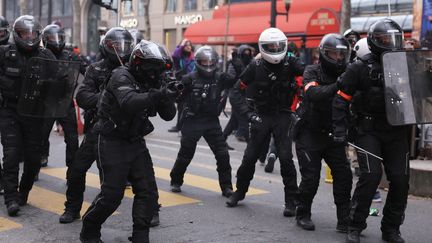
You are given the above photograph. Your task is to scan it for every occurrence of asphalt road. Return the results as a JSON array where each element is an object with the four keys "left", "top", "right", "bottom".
[{"left": 0, "top": 114, "right": 431, "bottom": 243}]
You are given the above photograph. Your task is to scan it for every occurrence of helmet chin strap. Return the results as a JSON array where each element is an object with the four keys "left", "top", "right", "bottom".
[{"left": 112, "top": 46, "right": 124, "bottom": 66}]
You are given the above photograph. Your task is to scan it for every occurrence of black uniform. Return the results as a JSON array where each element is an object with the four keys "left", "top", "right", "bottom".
[
  {"left": 80, "top": 65, "right": 176, "bottom": 241},
  {"left": 295, "top": 64, "right": 352, "bottom": 227},
  {"left": 333, "top": 53, "right": 409, "bottom": 235},
  {"left": 229, "top": 55, "right": 304, "bottom": 207},
  {"left": 41, "top": 50, "right": 86, "bottom": 168},
  {"left": 62, "top": 58, "right": 117, "bottom": 216},
  {"left": 0, "top": 44, "right": 56, "bottom": 211},
  {"left": 170, "top": 71, "right": 234, "bottom": 193}
]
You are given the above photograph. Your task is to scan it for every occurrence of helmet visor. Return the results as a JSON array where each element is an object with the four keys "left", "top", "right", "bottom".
[
  {"left": 370, "top": 32, "right": 403, "bottom": 50},
  {"left": 45, "top": 32, "right": 65, "bottom": 46},
  {"left": 16, "top": 28, "right": 39, "bottom": 44},
  {"left": 322, "top": 46, "right": 350, "bottom": 63},
  {"left": 105, "top": 38, "right": 134, "bottom": 57},
  {"left": 0, "top": 28, "right": 8, "bottom": 39},
  {"left": 260, "top": 41, "right": 287, "bottom": 54}
]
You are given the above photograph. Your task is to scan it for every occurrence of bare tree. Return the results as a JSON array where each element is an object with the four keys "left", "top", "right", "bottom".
[
  {"left": 19, "top": 0, "right": 28, "bottom": 15},
  {"left": 340, "top": 0, "right": 351, "bottom": 33},
  {"left": 73, "top": 0, "right": 82, "bottom": 51},
  {"left": 144, "top": 0, "right": 151, "bottom": 40}
]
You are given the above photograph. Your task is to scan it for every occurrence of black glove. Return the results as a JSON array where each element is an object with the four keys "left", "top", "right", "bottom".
[
  {"left": 247, "top": 112, "right": 262, "bottom": 124},
  {"left": 160, "top": 83, "right": 179, "bottom": 99}
]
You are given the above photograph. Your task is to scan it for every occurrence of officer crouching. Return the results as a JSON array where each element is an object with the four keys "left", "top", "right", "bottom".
[
  {"left": 169, "top": 46, "right": 235, "bottom": 197},
  {"left": 79, "top": 40, "right": 177, "bottom": 243}
]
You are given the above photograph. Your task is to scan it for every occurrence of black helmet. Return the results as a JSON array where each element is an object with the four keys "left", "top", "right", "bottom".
[
  {"left": 343, "top": 28, "right": 361, "bottom": 48},
  {"left": 319, "top": 33, "right": 351, "bottom": 76},
  {"left": 0, "top": 16, "right": 10, "bottom": 45},
  {"left": 195, "top": 45, "right": 219, "bottom": 78},
  {"left": 129, "top": 29, "right": 144, "bottom": 46},
  {"left": 103, "top": 27, "right": 134, "bottom": 65},
  {"left": 42, "top": 24, "right": 66, "bottom": 54},
  {"left": 367, "top": 19, "right": 403, "bottom": 56},
  {"left": 156, "top": 42, "right": 174, "bottom": 71},
  {"left": 98, "top": 35, "right": 106, "bottom": 59},
  {"left": 13, "top": 15, "right": 42, "bottom": 52},
  {"left": 237, "top": 44, "right": 253, "bottom": 66},
  {"left": 129, "top": 40, "right": 166, "bottom": 85}
]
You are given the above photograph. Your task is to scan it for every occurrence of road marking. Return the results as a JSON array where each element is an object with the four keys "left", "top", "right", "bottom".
[
  {"left": 41, "top": 168, "right": 200, "bottom": 207},
  {"left": 29, "top": 186, "right": 92, "bottom": 216},
  {"left": 152, "top": 166, "right": 268, "bottom": 196},
  {"left": 0, "top": 217, "right": 22, "bottom": 232}
]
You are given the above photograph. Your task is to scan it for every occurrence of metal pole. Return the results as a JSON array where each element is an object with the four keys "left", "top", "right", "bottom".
[
  {"left": 223, "top": 0, "right": 231, "bottom": 72},
  {"left": 270, "top": 0, "right": 276, "bottom": 27},
  {"left": 387, "top": 0, "right": 392, "bottom": 17},
  {"left": 348, "top": 142, "right": 384, "bottom": 161},
  {"left": 117, "top": 0, "right": 121, "bottom": 26}
]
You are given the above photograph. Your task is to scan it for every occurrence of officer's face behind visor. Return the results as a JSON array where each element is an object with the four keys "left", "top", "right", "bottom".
[
  {"left": 261, "top": 41, "right": 287, "bottom": 54},
  {"left": 105, "top": 38, "right": 133, "bottom": 58},
  {"left": 0, "top": 28, "right": 7, "bottom": 38},
  {"left": 371, "top": 31, "right": 403, "bottom": 50},
  {"left": 46, "top": 33, "right": 65, "bottom": 45},
  {"left": 16, "top": 28, "right": 38, "bottom": 43},
  {"left": 324, "top": 48, "right": 349, "bottom": 62}
]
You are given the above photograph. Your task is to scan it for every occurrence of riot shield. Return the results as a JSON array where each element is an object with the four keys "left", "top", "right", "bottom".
[
  {"left": 382, "top": 50, "right": 432, "bottom": 125},
  {"left": 17, "top": 57, "right": 80, "bottom": 118}
]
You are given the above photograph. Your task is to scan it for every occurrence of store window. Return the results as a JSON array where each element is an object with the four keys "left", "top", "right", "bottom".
[
  {"left": 184, "top": 0, "right": 197, "bottom": 12},
  {"left": 203, "top": 0, "right": 217, "bottom": 10},
  {"left": 138, "top": 0, "right": 145, "bottom": 16},
  {"left": 358, "top": 0, "right": 376, "bottom": 14},
  {"left": 166, "top": 0, "right": 177, "bottom": 13},
  {"left": 5, "top": 0, "right": 20, "bottom": 21},
  {"left": 123, "top": 0, "right": 134, "bottom": 16}
]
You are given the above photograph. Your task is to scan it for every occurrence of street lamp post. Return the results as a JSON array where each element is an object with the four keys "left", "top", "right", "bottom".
[
  {"left": 223, "top": 0, "right": 231, "bottom": 72},
  {"left": 270, "top": 0, "right": 292, "bottom": 27}
]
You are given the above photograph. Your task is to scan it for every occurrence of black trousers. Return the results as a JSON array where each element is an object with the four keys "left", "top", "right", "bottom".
[
  {"left": 41, "top": 105, "right": 79, "bottom": 167},
  {"left": 223, "top": 106, "right": 249, "bottom": 140},
  {"left": 64, "top": 132, "right": 98, "bottom": 213},
  {"left": 349, "top": 126, "right": 409, "bottom": 232},
  {"left": 170, "top": 116, "right": 232, "bottom": 191},
  {"left": 81, "top": 135, "right": 158, "bottom": 240},
  {"left": 0, "top": 107, "right": 45, "bottom": 205},
  {"left": 236, "top": 112, "right": 298, "bottom": 203},
  {"left": 295, "top": 130, "right": 352, "bottom": 221}
]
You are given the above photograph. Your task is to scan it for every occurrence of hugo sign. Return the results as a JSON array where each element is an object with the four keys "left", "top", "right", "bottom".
[{"left": 174, "top": 14, "right": 203, "bottom": 25}]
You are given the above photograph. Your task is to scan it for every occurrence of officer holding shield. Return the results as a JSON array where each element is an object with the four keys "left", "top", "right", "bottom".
[{"left": 333, "top": 19, "right": 409, "bottom": 243}]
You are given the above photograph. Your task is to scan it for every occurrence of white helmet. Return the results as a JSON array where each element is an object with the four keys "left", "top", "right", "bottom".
[
  {"left": 353, "top": 37, "right": 371, "bottom": 59},
  {"left": 258, "top": 28, "right": 288, "bottom": 64}
]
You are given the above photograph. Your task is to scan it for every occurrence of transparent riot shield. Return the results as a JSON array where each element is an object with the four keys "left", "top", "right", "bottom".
[
  {"left": 17, "top": 57, "right": 80, "bottom": 118},
  {"left": 382, "top": 50, "right": 432, "bottom": 125}
]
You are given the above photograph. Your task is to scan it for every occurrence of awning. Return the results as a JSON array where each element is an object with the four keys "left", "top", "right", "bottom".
[{"left": 184, "top": 0, "right": 342, "bottom": 48}]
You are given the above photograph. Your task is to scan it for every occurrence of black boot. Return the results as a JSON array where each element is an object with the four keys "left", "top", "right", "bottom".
[
  {"left": 7, "top": 201, "right": 20, "bottom": 217},
  {"left": 59, "top": 211, "right": 81, "bottom": 224},
  {"left": 336, "top": 204, "right": 350, "bottom": 233},
  {"left": 283, "top": 201, "right": 296, "bottom": 217},
  {"left": 80, "top": 237, "right": 104, "bottom": 243},
  {"left": 222, "top": 187, "right": 234, "bottom": 198},
  {"left": 40, "top": 156, "right": 48, "bottom": 167},
  {"left": 346, "top": 230, "right": 360, "bottom": 243},
  {"left": 128, "top": 230, "right": 149, "bottom": 243},
  {"left": 382, "top": 230, "right": 405, "bottom": 243},
  {"left": 296, "top": 216, "right": 315, "bottom": 231},
  {"left": 264, "top": 153, "right": 276, "bottom": 173},
  {"left": 226, "top": 191, "right": 245, "bottom": 207},
  {"left": 336, "top": 220, "right": 349, "bottom": 233},
  {"left": 18, "top": 192, "right": 29, "bottom": 206},
  {"left": 150, "top": 206, "right": 160, "bottom": 227},
  {"left": 170, "top": 184, "right": 181, "bottom": 193}
]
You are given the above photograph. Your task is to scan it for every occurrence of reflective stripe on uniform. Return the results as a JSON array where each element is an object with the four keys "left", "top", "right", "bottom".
[
  {"left": 337, "top": 90, "right": 353, "bottom": 101},
  {"left": 304, "top": 81, "right": 318, "bottom": 92}
]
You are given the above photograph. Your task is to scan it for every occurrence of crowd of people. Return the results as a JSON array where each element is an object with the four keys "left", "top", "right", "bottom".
[{"left": 0, "top": 13, "right": 426, "bottom": 243}]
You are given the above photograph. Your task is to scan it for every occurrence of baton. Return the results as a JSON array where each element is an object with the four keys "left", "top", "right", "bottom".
[{"left": 348, "top": 142, "right": 383, "bottom": 161}]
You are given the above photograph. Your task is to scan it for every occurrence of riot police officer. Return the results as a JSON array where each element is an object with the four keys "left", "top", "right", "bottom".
[
  {"left": 294, "top": 33, "right": 352, "bottom": 231},
  {"left": 39, "top": 24, "right": 86, "bottom": 171},
  {"left": 80, "top": 40, "right": 176, "bottom": 243},
  {"left": 343, "top": 29, "right": 361, "bottom": 63},
  {"left": 333, "top": 19, "right": 409, "bottom": 243},
  {"left": 59, "top": 27, "right": 132, "bottom": 223},
  {"left": 169, "top": 46, "right": 234, "bottom": 197},
  {"left": 0, "top": 15, "right": 56, "bottom": 216},
  {"left": 226, "top": 28, "right": 304, "bottom": 217},
  {"left": 129, "top": 28, "right": 144, "bottom": 45},
  {"left": 0, "top": 15, "right": 10, "bottom": 195}
]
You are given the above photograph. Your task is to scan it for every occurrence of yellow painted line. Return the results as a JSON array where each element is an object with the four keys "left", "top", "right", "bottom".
[
  {"left": 153, "top": 166, "right": 268, "bottom": 196},
  {"left": 29, "top": 186, "right": 93, "bottom": 216},
  {"left": 0, "top": 217, "right": 22, "bottom": 232},
  {"left": 41, "top": 168, "right": 199, "bottom": 207}
]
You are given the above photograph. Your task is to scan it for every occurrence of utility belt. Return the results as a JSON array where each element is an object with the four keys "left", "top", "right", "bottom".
[
  {"left": 93, "top": 116, "right": 154, "bottom": 142},
  {"left": 357, "top": 114, "right": 392, "bottom": 131}
]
